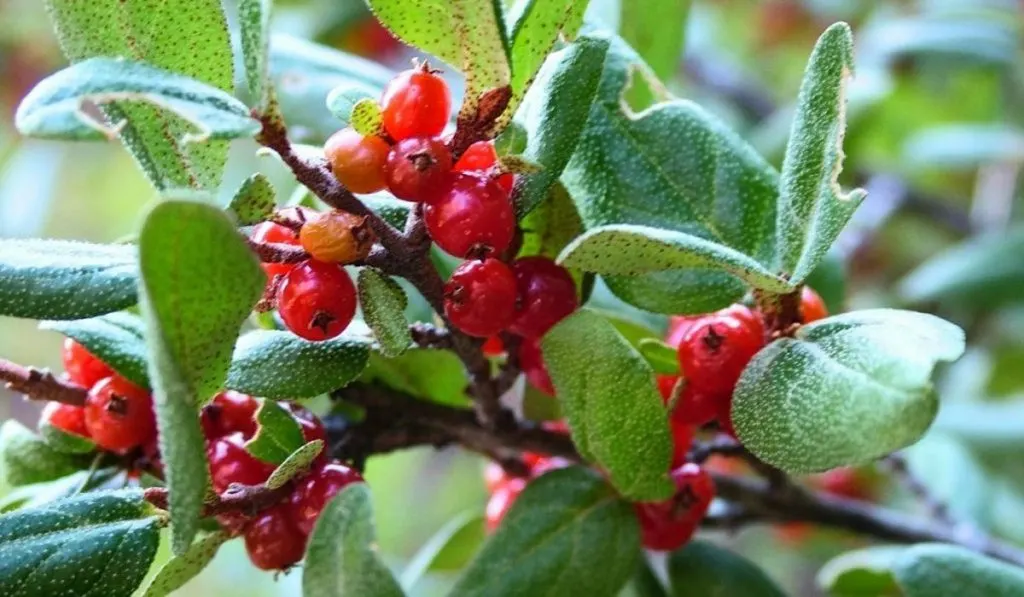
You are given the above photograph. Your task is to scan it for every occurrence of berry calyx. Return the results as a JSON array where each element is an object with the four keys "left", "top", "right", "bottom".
[
  {"left": 324, "top": 128, "right": 390, "bottom": 194},
  {"left": 40, "top": 401, "right": 90, "bottom": 438},
  {"left": 244, "top": 505, "right": 307, "bottom": 570},
  {"left": 454, "top": 141, "right": 514, "bottom": 194},
  {"left": 800, "top": 286, "right": 828, "bottom": 324},
  {"left": 486, "top": 477, "right": 526, "bottom": 532},
  {"left": 289, "top": 461, "right": 364, "bottom": 536},
  {"left": 380, "top": 65, "right": 451, "bottom": 141},
  {"left": 508, "top": 257, "right": 578, "bottom": 339},
  {"left": 201, "top": 391, "right": 259, "bottom": 440},
  {"left": 299, "top": 210, "right": 375, "bottom": 265},
  {"left": 278, "top": 260, "right": 358, "bottom": 341},
  {"left": 518, "top": 338, "right": 554, "bottom": 395},
  {"left": 443, "top": 258, "right": 517, "bottom": 337},
  {"left": 61, "top": 339, "right": 114, "bottom": 389},
  {"left": 83, "top": 376, "right": 156, "bottom": 453},
  {"left": 424, "top": 172, "right": 515, "bottom": 258},
  {"left": 251, "top": 207, "right": 316, "bottom": 279},
  {"left": 676, "top": 312, "right": 764, "bottom": 401},
  {"left": 384, "top": 137, "right": 452, "bottom": 203},
  {"left": 207, "top": 432, "right": 275, "bottom": 492},
  {"left": 634, "top": 463, "right": 715, "bottom": 551}
]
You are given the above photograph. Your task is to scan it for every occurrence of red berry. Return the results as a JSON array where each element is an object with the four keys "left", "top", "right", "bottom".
[
  {"left": 324, "top": 128, "right": 390, "bottom": 194},
  {"left": 380, "top": 66, "right": 451, "bottom": 141},
  {"left": 424, "top": 172, "right": 515, "bottom": 258},
  {"left": 815, "top": 467, "right": 871, "bottom": 500},
  {"left": 207, "top": 432, "right": 275, "bottom": 492},
  {"left": 657, "top": 374, "right": 718, "bottom": 428},
  {"left": 244, "top": 505, "right": 307, "bottom": 570},
  {"left": 280, "top": 401, "right": 328, "bottom": 445},
  {"left": 483, "top": 461, "right": 509, "bottom": 493},
  {"left": 665, "top": 316, "right": 698, "bottom": 348},
  {"left": 278, "top": 260, "right": 358, "bottom": 341},
  {"left": 486, "top": 477, "right": 527, "bottom": 533},
  {"left": 518, "top": 338, "right": 554, "bottom": 395},
  {"left": 201, "top": 391, "right": 259, "bottom": 440},
  {"left": 800, "top": 286, "right": 828, "bottom": 323},
  {"left": 83, "top": 376, "right": 156, "bottom": 453},
  {"left": 508, "top": 257, "right": 578, "bottom": 339},
  {"left": 482, "top": 335, "right": 505, "bottom": 356},
  {"left": 676, "top": 313, "right": 764, "bottom": 401},
  {"left": 634, "top": 463, "right": 715, "bottom": 551},
  {"left": 719, "top": 303, "right": 765, "bottom": 339},
  {"left": 384, "top": 137, "right": 452, "bottom": 203},
  {"left": 454, "top": 141, "right": 514, "bottom": 194},
  {"left": 289, "top": 461, "right": 364, "bottom": 536},
  {"left": 251, "top": 207, "right": 315, "bottom": 279},
  {"left": 443, "top": 258, "right": 517, "bottom": 337},
  {"left": 61, "top": 339, "right": 114, "bottom": 389},
  {"left": 40, "top": 401, "right": 90, "bottom": 438},
  {"left": 670, "top": 420, "right": 696, "bottom": 469}
]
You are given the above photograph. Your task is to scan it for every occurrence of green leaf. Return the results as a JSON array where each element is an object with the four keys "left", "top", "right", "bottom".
[
  {"left": 38, "top": 421, "right": 96, "bottom": 455},
  {"left": 0, "top": 239, "right": 136, "bottom": 320},
  {"left": 620, "top": 0, "right": 689, "bottom": 107},
  {"left": 450, "top": 467, "right": 640, "bottom": 597},
  {"left": 817, "top": 546, "right": 904, "bottom": 597},
  {"left": 775, "top": 22, "right": 865, "bottom": 284},
  {"left": 518, "top": 183, "right": 584, "bottom": 259},
  {"left": 239, "top": 0, "right": 272, "bottom": 106},
  {"left": 44, "top": 0, "right": 236, "bottom": 190},
  {"left": 358, "top": 268, "right": 411, "bottom": 358},
  {"left": 560, "top": 35, "right": 778, "bottom": 314},
  {"left": 732, "top": 309, "right": 966, "bottom": 473},
  {"left": 228, "top": 173, "right": 277, "bottom": 226},
  {"left": 558, "top": 224, "right": 794, "bottom": 293},
  {"left": 303, "top": 483, "right": 404, "bottom": 597},
  {"left": 245, "top": 400, "right": 307, "bottom": 465},
  {"left": 41, "top": 312, "right": 150, "bottom": 389},
  {"left": 350, "top": 98, "right": 385, "bottom": 136},
  {"left": 667, "top": 540, "right": 787, "bottom": 597},
  {"left": 326, "top": 85, "right": 377, "bottom": 128},
  {"left": 265, "top": 440, "right": 325, "bottom": 490},
  {"left": 637, "top": 338, "right": 679, "bottom": 375},
  {"left": 0, "top": 490, "right": 161, "bottom": 597},
  {"left": 542, "top": 310, "right": 674, "bottom": 500},
  {"left": 139, "top": 200, "right": 265, "bottom": 554},
  {"left": 894, "top": 544, "right": 1024, "bottom": 597},
  {"left": 0, "top": 421, "right": 90, "bottom": 487},
  {"left": 359, "top": 349, "right": 471, "bottom": 407},
  {"left": 227, "top": 330, "right": 372, "bottom": 398},
  {"left": 140, "top": 531, "right": 230, "bottom": 597},
  {"left": 400, "top": 512, "right": 485, "bottom": 590}
]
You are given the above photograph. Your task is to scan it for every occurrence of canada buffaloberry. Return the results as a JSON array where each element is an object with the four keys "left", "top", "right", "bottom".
[
  {"left": 40, "top": 401, "right": 90, "bottom": 438},
  {"left": 61, "top": 339, "right": 114, "bottom": 388},
  {"left": 454, "top": 141, "right": 514, "bottom": 194},
  {"left": 251, "top": 206, "right": 316, "bottom": 279},
  {"left": 657, "top": 374, "right": 718, "bottom": 428},
  {"left": 278, "top": 260, "right": 358, "bottom": 341},
  {"left": 518, "top": 338, "right": 554, "bottom": 395},
  {"left": 207, "top": 432, "right": 275, "bottom": 492},
  {"left": 83, "top": 376, "right": 156, "bottom": 453},
  {"left": 443, "top": 258, "right": 517, "bottom": 337},
  {"left": 244, "top": 505, "right": 307, "bottom": 570},
  {"left": 201, "top": 391, "right": 259, "bottom": 440},
  {"left": 676, "top": 312, "right": 764, "bottom": 402},
  {"left": 380, "top": 65, "right": 451, "bottom": 141},
  {"left": 424, "top": 172, "right": 515, "bottom": 258},
  {"left": 634, "top": 463, "right": 715, "bottom": 551},
  {"left": 486, "top": 477, "right": 526, "bottom": 532},
  {"left": 324, "top": 128, "right": 390, "bottom": 194},
  {"left": 508, "top": 257, "right": 578, "bottom": 339},
  {"left": 299, "top": 209, "right": 375, "bottom": 264},
  {"left": 800, "top": 286, "right": 828, "bottom": 323},
  {"left": 384, "top": 137, "right": 452, "bottom": 203},
  {"left": 289, "top": 461, "right": 364, "bottom": 535}
]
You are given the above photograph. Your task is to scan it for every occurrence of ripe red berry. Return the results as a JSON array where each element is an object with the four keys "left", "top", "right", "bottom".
[
  {"left": 207, "top": 432, "right": 276, "bottom": 492},
  {"left": 676, "top": 313, "right": 764, "bottom": 401},
  {"left": 657, "top": 374, "right": 719, "bottom": 428},
  {"left": 664, "top": 316, "right": 698, "bottom": 348},
  {"left": 508, "top": 257, "right": 578, "bottom": 339},
  {"left": 299, "top": 210, "right": 375, "bottom": 265},
  {"left": 486, "top": 477, "right": 527, "bottom": 533},
  {"left": 443, "top": 258, "right": 517, "bottom": 337},
  {"left": 483, "top": 461, "right": 509, "bottom": 493},
  {"left": 251, "top": 207, "right": 315, "bottom": 279},
  {"left": 424, "top": 172, "right": 515, "bottom": 258},
  {"left": 718, "top": 303, "right": 765, "bottom": 339},
  {"left": 800, "top": 286, "right": 828, "bottom": 323},
  {"left": 83, "top": 376, "right": 156, "bottom": 453},
  {"left": 280, "top": 401, "right": 328, "bottom": 445},
  {"left": 289, "top": 461, "right": 364, "bottom": 536},
  {"left": 815, "top": 467, "right": 872, "bottom": 501},
  {"left": 324, "top": 128, "right": 390, "bottom": 194},
  {"left": 201, "top": 391, "right": 259, "bottom": 440},
  {"left": 634, "top": 463, "right": 715, "bottom": 551},
  {"left": 482, "top": 335, "right": 505, "bottom": 356},
  {"left": 384, "top": 137, "right": 452, "bottom": 203},
  {"left": 518, "top": 338, "right": 554, "bottom": 395},
  {"left": 244, "top": 505, "right": 307, "bottom": 570},
  {"left": 454, "top": 141, "right": 514, "bottom": 194},
  {"left": 61, "top": 339, "right": 114, "bottom": 389},
  {"left": 40, "top": 401, "right": 90, "bottom": 438},
  {"left": 380, "top": 65, "right": 451, "bottom": 141},
  {"left": 278, "top": 260, "right": 358, "bottom": 341},
  {"left": 670, "top": 420, "right": 696, "bottom": 469}
]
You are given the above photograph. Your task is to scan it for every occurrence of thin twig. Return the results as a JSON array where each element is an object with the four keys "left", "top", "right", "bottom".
[
  {"left": 883, "top": 454, "right": 955, "bottom": 526},
  {"left": 0, "top": 359, "right": 88, "bottom": 406}
]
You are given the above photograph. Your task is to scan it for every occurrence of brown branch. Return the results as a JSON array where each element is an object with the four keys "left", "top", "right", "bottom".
[
  {"left": 244, "top": 237, "right": 310, "bottom": 264},
  {"left": 0, "top": 359, "right": 88, "bottom": 406},
  {"left": 144, "top": 482, "right": 292, "bottom": 519},
  {"left": 410, "top": 323, "right": 453, "bottom": 350}
]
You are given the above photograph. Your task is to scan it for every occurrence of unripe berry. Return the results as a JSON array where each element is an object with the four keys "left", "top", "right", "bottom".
[
  {"left": 207, "top": 432, "right": 275, "bottom": 492},
  {"left": 299, "top": 210, "right": 375, "bottom": 264},
  {"left": 289, "top": 461, "right": 364, "bottom": 536},
  {"left": 324, "top": 128, "right": 390, "bottom": 194},
  {"left": 425, "top": 172, "right": 515, "bottom": 258},
  {"left": 83, "top": 376, "right": 156, "bottom": 453},
  {"left": 800, "top": 286, "right": 828, "bottom": 323},
  {"left": 380, "top": 65, "right": 451, "bottom": 141},
  {"left": 454, "top": 141, "right": 514, "bottom": 194},
  {"left": 518, "top": 338, "right": 554, "bottom": 395},
  {"left": 508, "top": 257, "right": 578, "bottom": 339},
  {"left": 634, "top": 463, "right": 714, "bottom": 551},
  {"left": 40, "top": 401, "right": 90, "bottom": 438},
  {"left": 201, "top": 391, "right": 259, "bottom": 440},
  {"left": 244, "top": 505, "right": 307, "bottom": 570},
  {"left": 61, "top": 339, "right": 114, "bottom": 389},
  {"left": 278, "top": 260, "right": 358, "bottom": 341},
  {"left": 384, "top": 137, "right": 452, "bottom": 203},
  {"left": 443, "top": 258, "right": 517, "bottom": 338},
  {"left": 251, "top": 207, "right": 316, "bottom": 279}
]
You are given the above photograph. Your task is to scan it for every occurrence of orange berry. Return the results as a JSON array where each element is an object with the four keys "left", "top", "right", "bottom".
[
  {"left": 324, "top": 128, "right": 390, "bottom": 194},
  {"left": 299, "top": 210, "right": 375, "bottom": 264}
]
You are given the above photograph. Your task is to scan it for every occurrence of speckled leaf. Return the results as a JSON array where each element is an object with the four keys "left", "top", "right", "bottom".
[
  {"left": 668, "top": 540, "right": 787, "bottom": 597},
  {"left": 0, "top": 490, "right": 161, "bottom": 597},
  {"left": 359, "top": 349, "right": 472, "bottom": 407},
  {"left": 620, "top": 0, "right": 689, "bottom": 108},
  {"left": 0, "top": 239, "right": 137, "bottom": 320},
  {"left": 358, "top": 268, "right": 411, "bottom": 358},
  {"left": 228, "top": 173, "right": 277, "bottom": 226},
  {"left": 239, "top": 0, "right": 272, "bottom": 106},
  {"left": 560, "top": 34, "right": 778, "bottom": 314},
  {"left": 226, "top": 330, "right": 372, "bottom": 398},
  {"left": 245, "top": 399, "right": 306, "bottom": 465},
  {"left": 38, "top": 420, "right": 96, "bottom": 455},
  {"left": 326, "top": 86, "right": 377, "bottom": 128},
  {"left": 139, "top": 200, "right": 264, "bottom": 554},
  {"left": 350, "top": 98, "right": 385, "bottom": 136},
  {"left": 303, "top": 483, "right": 404, "bottom": 597},
  {"left": 519, "top": 183, "right": 583, "bottom": 258},
  {"left": 542, "top": 310, "right": 674, "bottom": 501},
  {"left": 450, "top": 467, "right": 639, "bottom": 597},
  {"left": 817, "top": 546, "right": 904, "bottom": 597},
  {"left": 45, "top": 0, "right": 235, "bottom": 190},
  {"left": 41, "top": 312, "right": 150, "bottom": 389},
  {"left": 637, "top": 338, "right": 678, "bottom": 375},
  {"left": 893, "top": 544, "right": 1024, "bottom": 597},
  {"left": 775, "top": 23, "right": 865, "bottom": 284},
  {"left": 16, "top": 58, "right": 257, "bottom": 142},
  {"left": 0, "top": 421, "right": 90, "bottom": 487},
  {"left": 265, "top": 440, "right": 324, "bottom": 489},
  {"left": 558, "top": 224, "right": 794, "bottom": 293},
  {"left": 732, "top": 310, "right": 965, "bottom": 474},
  {"left": 272, "top": 35, "right": 391, "bottom": 143},
  {"left": 140, "top": 531, "right": 230, "bottom": 597}
]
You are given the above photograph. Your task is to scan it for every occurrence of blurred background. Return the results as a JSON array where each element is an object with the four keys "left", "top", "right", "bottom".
[{"left": 0, "top": 0, "right": 1022, "bottom": 595}]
